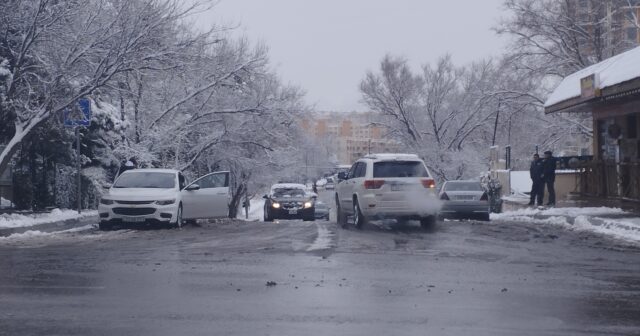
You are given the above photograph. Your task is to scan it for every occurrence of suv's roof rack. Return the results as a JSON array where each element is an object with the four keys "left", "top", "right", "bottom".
[{"left": 363, "top": 153, "right": 420, "bottom": 160}]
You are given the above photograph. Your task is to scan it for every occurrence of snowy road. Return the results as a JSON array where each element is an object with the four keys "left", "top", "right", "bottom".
[{"left": 0, "top": 192, "right": 639, "bottom": 335}]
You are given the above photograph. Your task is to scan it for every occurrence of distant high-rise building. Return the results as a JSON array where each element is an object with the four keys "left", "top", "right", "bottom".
[{"left": 300, "top": 111, "right": 401, "bottom": 165}]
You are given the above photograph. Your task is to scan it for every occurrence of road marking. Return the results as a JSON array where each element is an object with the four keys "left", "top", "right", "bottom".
[{"left": 307, "top": 223, "right": 334, "bottom": 251}]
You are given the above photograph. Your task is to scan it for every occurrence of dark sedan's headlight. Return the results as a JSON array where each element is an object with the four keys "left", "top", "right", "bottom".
[
  {"left": 155, "top": 199, "right": 176, "bottom": 205},
  {"left": 100, "top": 198, "right": 114, "bottom": 205},
  {"left": 304, "top": 201, "right": 313, "bottom": 209}
]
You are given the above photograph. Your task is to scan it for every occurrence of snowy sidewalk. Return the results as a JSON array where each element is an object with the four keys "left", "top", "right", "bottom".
[
  {"left": 492, "top": 206, "right": 640, "bottom": 245},
  {"left": 0, "top": 209, "right": 98, "bottom": 237}
]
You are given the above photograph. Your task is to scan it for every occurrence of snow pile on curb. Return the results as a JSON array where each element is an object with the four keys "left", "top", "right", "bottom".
[
  {"left": 491, "top": 207, "right": 626, "bottom": 219},
  {"left": 0, "top": 224, "right": 96, "bottom": 241},
  {"left": 574, "top": 216, "right": 640, "bottom": 244},
  {"left": 0, "top": 209, "right": 98, "bottom": 229},
  {"left": 492, "top": 207, "right": 640, "bottom": 244}
]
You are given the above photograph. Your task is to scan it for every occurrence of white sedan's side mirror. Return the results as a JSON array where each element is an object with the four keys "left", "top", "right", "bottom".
[{"left": 185, "top": 184, "right": 200, "bottom": 191}]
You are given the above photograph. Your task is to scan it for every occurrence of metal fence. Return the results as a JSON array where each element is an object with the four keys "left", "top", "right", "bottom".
[{"left": 579, "top": 161, "right": 640, "bottom": 200}]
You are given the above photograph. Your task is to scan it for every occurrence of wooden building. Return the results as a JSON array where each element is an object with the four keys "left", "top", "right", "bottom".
[{"left": 545, "top": 46, "right": 640, "bottom": 201}]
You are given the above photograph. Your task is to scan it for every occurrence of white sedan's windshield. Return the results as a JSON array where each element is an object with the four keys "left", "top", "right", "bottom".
[{"left": 114, "top": 172, "right": 175, "bottom": 189}]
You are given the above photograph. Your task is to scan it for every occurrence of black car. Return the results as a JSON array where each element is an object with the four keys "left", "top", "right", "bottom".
[{"left": 263, "top": 184, "right": 315, "bottom": 221}]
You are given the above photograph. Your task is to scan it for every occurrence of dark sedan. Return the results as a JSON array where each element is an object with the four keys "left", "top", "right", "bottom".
[
  {"left": 263, "top": 183, "right": 315, "bottom": 222},
  {"left": 439, "top": 180, "right": 490, "bottom": 221}
]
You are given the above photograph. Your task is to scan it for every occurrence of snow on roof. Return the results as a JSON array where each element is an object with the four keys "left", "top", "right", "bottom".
[
  {"left": 270, "top": 183, "right": 306, "bottom": 191},
  {"left": 544, "top": 46, "right": 640, "bottom": 107},
  {"left": 123, "top": 168, "right": 179, "bottom": 174}
]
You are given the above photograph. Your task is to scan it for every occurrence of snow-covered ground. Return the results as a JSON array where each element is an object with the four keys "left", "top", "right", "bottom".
[
  {"left": 492, "top": 207, "right": 640, "bottom": 245},
  {"left": 0, "top": 209, "right": 98, "bottom": 229},
  {"left": 241, "top": 199, "right": 265, "bottom": 221}
]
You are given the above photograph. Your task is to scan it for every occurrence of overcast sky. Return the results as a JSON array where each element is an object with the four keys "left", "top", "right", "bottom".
[{"left": 196, "top": 0, "right": 507, "bottom": 112}]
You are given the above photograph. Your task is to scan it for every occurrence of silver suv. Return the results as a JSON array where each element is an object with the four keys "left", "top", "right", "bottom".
[{"left": 335, "top": 154, "right": 439, "bottom": 229}]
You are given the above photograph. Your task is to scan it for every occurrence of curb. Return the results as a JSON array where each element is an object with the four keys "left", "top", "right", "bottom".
[{"left": 0, "top": 215, "right": 99, "bottom": 237}]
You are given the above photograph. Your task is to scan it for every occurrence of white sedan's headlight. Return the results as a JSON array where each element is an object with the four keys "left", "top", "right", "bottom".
[
  {"left": 156, "top": 199, "right": 176, "bottom": 205},
  {"left": 304, "top": 201, "right": 313, "bottom": 209},
  {"left": 100, "top": 198, "right": 114, "bottom": 205},
  {"left": 272, "top": 203, "right": 281, "bottom": 209}
]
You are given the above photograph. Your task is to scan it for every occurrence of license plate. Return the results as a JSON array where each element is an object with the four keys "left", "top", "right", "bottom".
[
  {"left": 123, "top": 216, "right": 145, "bottom": 222},
  {"left": 456, "top": 195, "right": 474, "bottom": 200},
  {"left": 288, "top": 210, "right": 298, "bottom": 215},
  {"left": 391, "top": 184, "right": 406, "bottom": 191}
]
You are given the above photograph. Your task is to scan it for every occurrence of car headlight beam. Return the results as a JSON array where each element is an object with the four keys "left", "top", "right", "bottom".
[
  {"left": 304, "top": 201, "right": 313, "bottom": 209},
  {"left": 272, "top": 203, "right": 281, "bottom": 209}
]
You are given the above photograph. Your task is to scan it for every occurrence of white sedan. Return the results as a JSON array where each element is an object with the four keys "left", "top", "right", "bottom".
[{"left": 98, "top": 169, "right": 230, "bottom": 230}]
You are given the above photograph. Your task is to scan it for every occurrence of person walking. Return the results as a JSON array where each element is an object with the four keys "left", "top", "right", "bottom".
[
  {"left": 542, "top": 150, "right": 557, "bottom": 206},
  {"left": 528, "top": 153, "right": 544, "bottom": 206}
]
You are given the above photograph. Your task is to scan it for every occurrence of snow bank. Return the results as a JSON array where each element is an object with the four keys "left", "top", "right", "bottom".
[
  {"left": 574, "top": 216, "right": 640, "bottom": 245},
  {"left": 492, "top": 207, "right": 640, "bottom": 244},
  {"left": 0, "top": 209, "right": 98, "bottom": 229},
  {"left": 492, "top": 206, "right": 626, "bottom": 219},
  {"left": 545, "top": 46, "right": 640, "bottom": 107}
]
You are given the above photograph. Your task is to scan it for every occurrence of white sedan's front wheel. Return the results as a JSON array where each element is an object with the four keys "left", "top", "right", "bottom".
[{"left": 172, "top": 204, "right": 183, "bottom": 229}]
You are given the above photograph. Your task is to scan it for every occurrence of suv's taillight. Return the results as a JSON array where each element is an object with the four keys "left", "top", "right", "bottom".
[
  {"left": 480, "top": 192, "right": 488, "bottom": 201},
  {"left": 364, "top": 180, "right": 385, "bottom": 189},
  {"left": 421, "top": 178, "right": 436, "bottom": 189}
]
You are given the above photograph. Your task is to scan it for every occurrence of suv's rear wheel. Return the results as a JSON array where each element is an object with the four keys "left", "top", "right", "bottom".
[
  {"left": 353, "top": 198, "right": 367, "bottom": 229},
  {"left": 336, "top": 197, "right": 347, "bottom": 228}
]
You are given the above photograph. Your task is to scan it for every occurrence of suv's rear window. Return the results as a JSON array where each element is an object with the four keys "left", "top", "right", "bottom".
[{"left": 373, "top": 161, "right": 429, "bottom": 178}]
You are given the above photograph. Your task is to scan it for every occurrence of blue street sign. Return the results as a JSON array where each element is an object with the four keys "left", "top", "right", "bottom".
[{"left": 64, "top": 98, "right": 92, "bottom": 127}]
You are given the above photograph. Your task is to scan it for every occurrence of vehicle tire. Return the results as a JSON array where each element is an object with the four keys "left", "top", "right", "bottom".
[
  {"left": 185, "top": 219, "right": 197, "bottom": 226},
  {"left": 336, "top": 197, "right": 347, "bottom": 229},
  {"left": 353, "top": 198, "right": 367, "bottom": 230},
  {"left": 325, "top": 215, "right": 330, "bottom": 221},
  {"left": 98, "top": 221, "right": 112, "bottom": 231},
  {"left": 303, "top": 216, "right": 315, "bottom": 222},
  {"left": 264, "top": 206, "right": 274, "bottom": 222},
  {"left": 420, "top": 215, "right": 436, "bottom": 231},
  {"left": 171, "top": 204, "right": 183, "bottom": 229},
  {"left": 480, "top": 213, "right": 490, "bottom": 221}
]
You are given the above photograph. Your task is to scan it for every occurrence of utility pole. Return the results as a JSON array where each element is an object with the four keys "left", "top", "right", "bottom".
[
  {"left": 492, "top": 99, "right": 502, "bottom": 147},
  {"left": 75, "top": 127, "right": 81, "bottom": 214}
]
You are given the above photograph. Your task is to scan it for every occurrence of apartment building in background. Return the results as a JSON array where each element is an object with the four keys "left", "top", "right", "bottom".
[
  {"left": 300, "top": 111, "right": 401, "bottom": 165},
  {"left": 567, "top": 0, "right": 640, "bottom": 58}
]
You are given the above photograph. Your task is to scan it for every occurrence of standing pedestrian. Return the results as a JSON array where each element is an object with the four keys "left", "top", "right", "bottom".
[
  {"left": 528, "top": 153, "right": 544, "bottom": 206},
  {"left": 542, "top": 150, "right": 557, "bottom": 206}
]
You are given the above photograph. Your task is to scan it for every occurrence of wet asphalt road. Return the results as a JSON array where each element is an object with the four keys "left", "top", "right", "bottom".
[{"left": 0, "top": 196, "right": 639, "bottom": 335}]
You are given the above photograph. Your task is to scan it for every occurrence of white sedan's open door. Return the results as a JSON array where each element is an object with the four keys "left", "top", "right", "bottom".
[{"left": 182, "top": 171, "right": 230, "bottom": 219}]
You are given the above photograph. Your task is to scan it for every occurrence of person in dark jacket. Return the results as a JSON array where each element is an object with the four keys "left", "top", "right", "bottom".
[
  {"left": 542, "top": 151, "right": 557, "bottom": 206},
  {"left": 528, "top": 153, "right": 544, "bottom": 206}
]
